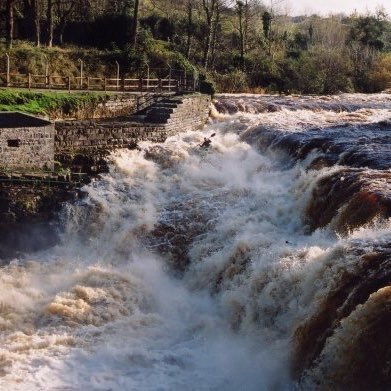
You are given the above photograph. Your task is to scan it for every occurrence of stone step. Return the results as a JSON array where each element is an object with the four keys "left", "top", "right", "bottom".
[
  {"left": 162, "top": 98, "right": 183, "bottom": 104},
  {"left": 152, "top": 103, "right": 178, "bottom": 109},
  {"left": 145, "top": 117, "right": 169, "bottom": 124},
  {"left": 145, "top": 113, "right": 171, "bottom": 121},
  {"left": 147, "top": 107, "right": 174, "bottom": 115}
]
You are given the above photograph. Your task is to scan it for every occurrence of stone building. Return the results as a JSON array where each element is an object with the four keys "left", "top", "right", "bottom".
[{"left": 0, "top": 112, "right": 55, "bottom": 171}]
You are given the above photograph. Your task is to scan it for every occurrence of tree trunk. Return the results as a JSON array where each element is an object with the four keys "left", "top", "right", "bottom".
[
  {"left": 59, "top": 22, "right": 66, "bottom": 45},
  {"left": 47, "top": 0, "right": 54, "bottom": 47},
  {"left": 210, "top": 3, "right": 220, "bottom": 69},
  {"left": 202, "top": 0, "right": 216, "bottom": 70},
  {"left": 237, "top": 1, "right": 244, "bottom": 70},
  {"left": 203, "top": 29, "right": 212, "bottom": 69},
  {"left": 130, "top": 0, "right": 140, "bottom": 48},
  {"left": 6, "top": 0, "right": 14, "bottom": 49},
  {"left": 32, "top": 0, "right": 40, "bottom": 46},
  {"left": 185, "top": 0, "right": 193, "bottom": 59}
]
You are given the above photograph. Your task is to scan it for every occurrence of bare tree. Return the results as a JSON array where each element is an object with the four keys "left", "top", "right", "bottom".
[
  {"left": 6, "top": 0, "right": 15, "bottom": 48},
  {"left": 236, "top": 0, "right": 249, "bottom": 70},
  {"left": 186, "top": 0, "right": 194, "bottom": 58},
  {"left": 130, "top": 0, "right": 140, "bottom": 48},
  {"left": 47, "top": 0, "right": 54, "bottom": 47},
  {"left": 33, "top": 0, "right": 40, "bottom": 46},
  {"left": 55, "top": 0, "right": 78, "bottom": 45},
  {"left": 202, "top": 0, "right": 218, "bottom": 69}
]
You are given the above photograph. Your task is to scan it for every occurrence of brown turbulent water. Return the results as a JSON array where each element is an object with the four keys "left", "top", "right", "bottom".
[
  {"left": 215, "top": 94, "right": 391, "bottom": 390},
  {"left": 0, "top": 93, "right": 390, "bottom": 390}
]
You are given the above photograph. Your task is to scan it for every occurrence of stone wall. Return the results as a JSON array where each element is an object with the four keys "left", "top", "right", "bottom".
[
  {"left": 53, "top": 93, "right": 162, "bottom": 120},
  {"left": 0, "top": 113, "right": 55, "bottom": 170},
  {"left": 88, "top": 94, "right": 138, "bottom": 119},
  {"left": 165, "top": 95, "right": 211, "bottom": 133},
  {"left": 55, "top": 94, "right": 211, "bottom": 152},
  {"left": 55, "top": 121, "right": 168, "bottom": 151}
]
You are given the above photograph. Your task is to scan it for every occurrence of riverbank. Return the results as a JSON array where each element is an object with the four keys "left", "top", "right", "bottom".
[
  {"left": 0, "top": 93, "right": 211, "bottom": 258},
  {"left": 0, "top": 89, "right": 139, "bottom": 119}
]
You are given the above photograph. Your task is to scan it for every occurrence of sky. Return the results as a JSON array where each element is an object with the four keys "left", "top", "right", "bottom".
[{"left": 286, "top": 0, "right": 391, "bottom": 16}]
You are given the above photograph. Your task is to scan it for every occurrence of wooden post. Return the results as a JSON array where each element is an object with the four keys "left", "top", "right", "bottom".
[
  {"left": 146, "top": 65, "right": 150, "bottom": 90},
  {"left": 86, "top": 77, "right": 90, "bottom": 90},
  {"left": 115, "top": 61, "right": 120, "bottom": 91},
  {"left": 176, "top": 79, "right": 180, "bottom": 93},
  {"left": 6, "top": 53, "right": 10, "bottom": 87},
  {"left": 67, "top": 76, "right": 71, "bottom": 93},
  {"left": 122, "top": 77, "right": 125, "bottom": 92},
  {"left": 44, "top": 55, "right": 49, "bottom": 88},
  {"left": 168, "top": 65, "right": 172, "bottom": 93},
  {"left": 28, "top": 73, "right": 31, "bottom": 89},
  {"left": 158, "top": 78, "right": 162, "bottom": 92},
  {"left": 78, "top": 58, "right": 83, "bottom": 89},
  {"left": 47, "top": 75, "right": 51, "bottom": 90},
  {"left": 139, "top": 77, "right": 143, "bottom": 92},
  {"left": 103, "top": 77, "right": 107, "bottom": 92}
]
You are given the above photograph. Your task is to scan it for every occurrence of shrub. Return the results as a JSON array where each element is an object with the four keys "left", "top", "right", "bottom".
[
  {"left": 367, "top": 53, "right": 391, "bottom": 92},
  {"left": 199, "top": 74, "right": 216, "bottom": 96},
  {"left": 213, "top": 70, "right": 248, "bottom": 93}
]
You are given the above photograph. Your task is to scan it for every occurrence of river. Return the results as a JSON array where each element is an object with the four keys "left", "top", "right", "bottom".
[{"left": 0, "top": 93, "right": 390, "bottom": 390}]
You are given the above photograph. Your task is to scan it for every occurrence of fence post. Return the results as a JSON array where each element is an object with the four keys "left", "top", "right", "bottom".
[
  {"left": 78, "top": 58, "right": 83, "bottom": 89},
  {"left": 44, "top": 54, "right": 49, "bottom": 87},
  {"left": 146, "top": 64, "right": 150, "bottom": 90},
  {"left": 176, "top": 79, "right": 180, "bottom": 93},
  {"left": 67, "top": 76, "right": 71, "bottom": 93},
  {"left": 28, "top": 73, "right": 31, "bottom": 89},
  {"left": 168, "top": 65, "right": 172, "bottom": 93},
  {"left": 5, "top": 53, "right": 10, "bottom": 87},
  {"left": 86, "top": 77, "right": 90, "bottom": 90},
  {"left": 122, "top": 77, "right": 125, "bottom": 92},
  {"left": 158, "top": 78, "right": 162, "bottom": 92},
  {"left": 115, "top": 61, "right": 120, "bottom": 91},
  {"left": 139, "top": 78, "right": 143, "bottom": 92},
  {"left": 104, "top": 77, "right": 107, "bottom": 92}
]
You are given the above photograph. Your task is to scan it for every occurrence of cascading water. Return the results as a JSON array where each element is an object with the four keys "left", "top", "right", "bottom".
[{"left": 0, "top": 93, "right": 390, "bottom": 390}]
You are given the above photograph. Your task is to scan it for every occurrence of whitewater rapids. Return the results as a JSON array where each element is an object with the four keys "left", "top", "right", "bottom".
[{"left": 0, "top": 93, "right": 390, "bottom": 390}]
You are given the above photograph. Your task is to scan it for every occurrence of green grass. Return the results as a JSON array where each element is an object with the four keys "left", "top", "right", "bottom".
[{"left": 0, "top": 89, "right": 109, "bottom": 116}]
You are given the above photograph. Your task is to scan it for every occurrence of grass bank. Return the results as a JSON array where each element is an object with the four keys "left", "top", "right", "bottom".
[{"left": 0, "top": 89, "right": 108, "bottom": 118}]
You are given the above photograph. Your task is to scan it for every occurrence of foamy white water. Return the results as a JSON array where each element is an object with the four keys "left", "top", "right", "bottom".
[{"left": 1, "top": 94, "right": 390, "bottom": 390}]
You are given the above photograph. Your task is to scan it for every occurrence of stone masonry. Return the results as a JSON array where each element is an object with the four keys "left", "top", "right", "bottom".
[
  {"left": 0, "top": 112, "right": 55, "bottom": 170},
  {"left": 0, "top": 95, "right": 211, "bottom": 171},
  {"left": 55, "top": 94, "right": 211, "bottom": 152}
]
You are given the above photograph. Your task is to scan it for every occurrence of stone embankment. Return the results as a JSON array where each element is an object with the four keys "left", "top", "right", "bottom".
[
  {"left": 50, "top": 93, "right": 160, "bottom": 120},
  {"left": 54, "top": 94, "right": 211, "bottom": 174},
  {"left": 55, "top": 95, "right": 211, "bottom": 151}
]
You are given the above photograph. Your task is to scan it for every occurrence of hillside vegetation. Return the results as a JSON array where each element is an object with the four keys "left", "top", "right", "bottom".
[{"left": 0, "top": 0, "right": 391, "bottom": 94}]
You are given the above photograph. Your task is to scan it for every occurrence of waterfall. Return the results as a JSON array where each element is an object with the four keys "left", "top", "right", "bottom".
[{"left": 0, "top": 93, "right": 390, "bottom": 390}]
